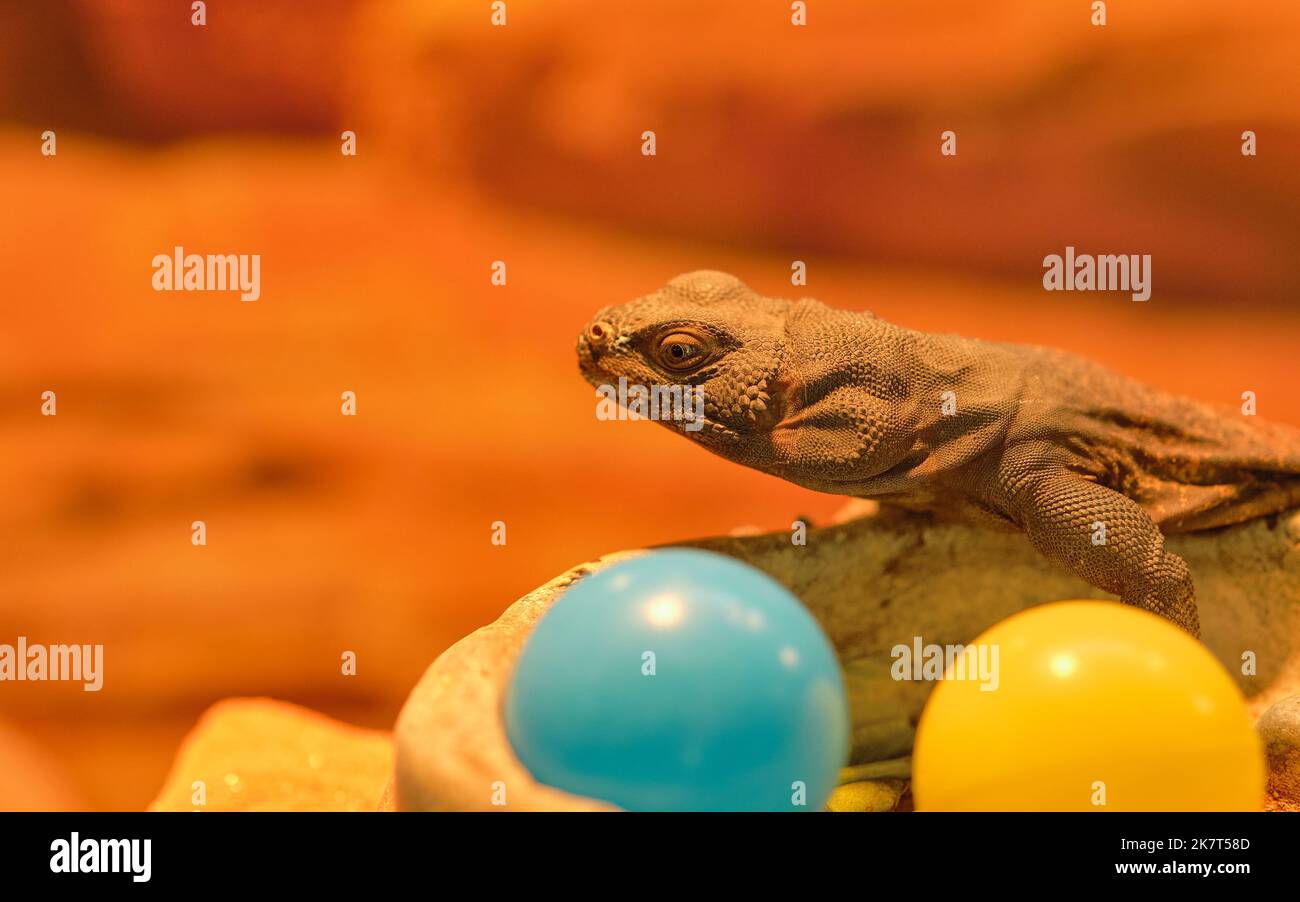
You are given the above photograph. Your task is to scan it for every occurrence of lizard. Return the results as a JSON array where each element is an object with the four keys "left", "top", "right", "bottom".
[{"left": 576, "top": 270, "right": 1300, "bottom": 637}]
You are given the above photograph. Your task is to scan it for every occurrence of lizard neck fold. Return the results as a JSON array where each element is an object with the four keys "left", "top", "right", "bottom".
[
  {"left": 767, "top": 304, "right": 1019, "bottom": 495},
  {"left": 882, "top": 320, "right": 1023, "bottom": 484}
]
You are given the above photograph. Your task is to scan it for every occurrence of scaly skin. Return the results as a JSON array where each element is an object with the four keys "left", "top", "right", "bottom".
[{"left": 577, "top": 271, "right": 1300, "bottom": 636}]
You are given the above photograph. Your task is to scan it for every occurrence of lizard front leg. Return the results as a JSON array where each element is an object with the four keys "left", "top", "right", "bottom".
[{"left": 1004, "top": 469, "right": 1200, "bottom": 636}]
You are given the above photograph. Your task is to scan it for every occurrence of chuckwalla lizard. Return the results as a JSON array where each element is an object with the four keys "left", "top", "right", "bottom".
[{"left": 577, "top": 271, "right": 1300, "bottom": 636}]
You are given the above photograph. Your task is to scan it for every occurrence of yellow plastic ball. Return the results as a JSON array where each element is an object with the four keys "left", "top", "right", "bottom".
[{"left": 913, "top": 601, "right": 1264, "bottom": 811}]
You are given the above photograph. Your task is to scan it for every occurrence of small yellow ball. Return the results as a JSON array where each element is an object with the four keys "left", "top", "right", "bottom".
[{"left": 913, "top": 601, "right": 1264, "bottom": 811}]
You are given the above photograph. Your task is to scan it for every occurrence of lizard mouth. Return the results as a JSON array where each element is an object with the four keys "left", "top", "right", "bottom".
[{"left": 576, "top": 334, "right": 615, "bottom": 387}]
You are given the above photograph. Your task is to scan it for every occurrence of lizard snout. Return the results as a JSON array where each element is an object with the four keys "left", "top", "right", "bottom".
[
  {"left": 585, "top": 321, "right": 613, "bottom": 348},
  {"left": 577, "top": 320, "right": 615, "bottom": 376}
]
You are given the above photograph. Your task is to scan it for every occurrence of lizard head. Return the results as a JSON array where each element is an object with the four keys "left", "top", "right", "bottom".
[
  {"left": 577, "top": 271, "right": 789, "bottom": 460},
  {"left": 578, "top": 271, "right": 912, "bottom": 491}
]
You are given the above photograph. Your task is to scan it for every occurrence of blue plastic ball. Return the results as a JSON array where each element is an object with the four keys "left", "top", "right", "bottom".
[{"left": 505, "top": 548, "right": 849, "bottom": 811}]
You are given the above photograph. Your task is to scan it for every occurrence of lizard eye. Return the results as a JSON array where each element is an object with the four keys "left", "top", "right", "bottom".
[{"left": 657, "top": 332, "right": 707, "bottom": 371}]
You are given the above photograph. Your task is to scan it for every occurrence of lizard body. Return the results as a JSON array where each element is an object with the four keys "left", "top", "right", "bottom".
[{"left": 577, "top": 271, "right": 1300, "bottom": 635}]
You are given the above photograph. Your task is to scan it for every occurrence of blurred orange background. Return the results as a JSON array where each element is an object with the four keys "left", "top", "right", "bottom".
[{"left": 1, "top": 0, "right": 1298, "bottom": 809}]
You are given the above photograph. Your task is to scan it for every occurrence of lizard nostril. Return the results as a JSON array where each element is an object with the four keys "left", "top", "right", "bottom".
[{"left": 588, "top": 321, "right": 611, "bottom": 346}]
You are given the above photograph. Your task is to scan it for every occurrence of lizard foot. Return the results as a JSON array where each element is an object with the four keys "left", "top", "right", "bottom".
[{"left": 1122, "top": 549, "right": 1200, "bottom": 637}]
